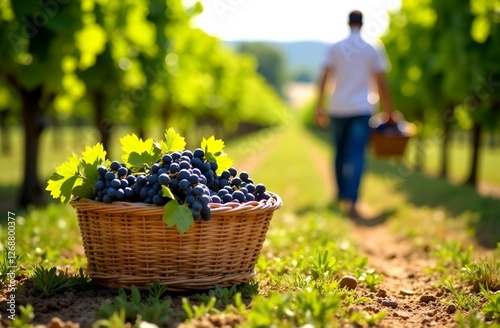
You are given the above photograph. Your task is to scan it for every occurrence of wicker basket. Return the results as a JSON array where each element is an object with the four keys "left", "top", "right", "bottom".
[
  {"left": 70, "top": 192, "right": 282, "bottom": 291},
  {"left": 371, "top": 132, "right": 411, "bottom": 157}
]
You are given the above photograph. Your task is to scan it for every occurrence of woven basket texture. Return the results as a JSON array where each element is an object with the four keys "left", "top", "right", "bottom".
[{"left": 70, "top": 192, "right": 282, "bottom": 291}]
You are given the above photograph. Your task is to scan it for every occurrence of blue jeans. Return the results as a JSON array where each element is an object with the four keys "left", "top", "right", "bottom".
[{"left": 329, "top": 115, "right": 371, "bottom": 204}]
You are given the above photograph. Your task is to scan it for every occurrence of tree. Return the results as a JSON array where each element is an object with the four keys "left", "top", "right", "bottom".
[
  {"left": 383, "top": 0, "right": 500, "bottom": 187},
  {"left": 237, "top": 42, "right": 286, "bottom": 97},
  {"left": 0, "top": 0, "right": 191, "bottom": 206}
]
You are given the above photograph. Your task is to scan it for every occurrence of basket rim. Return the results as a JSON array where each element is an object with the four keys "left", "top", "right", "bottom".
[{"left": 70, "top": 191, "right": 283, "bottom": 215}]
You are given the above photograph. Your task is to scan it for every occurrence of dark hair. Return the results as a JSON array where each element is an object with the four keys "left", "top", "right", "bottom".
[{"left": 348, "top": 10, "right": 363, "bottom": 25}]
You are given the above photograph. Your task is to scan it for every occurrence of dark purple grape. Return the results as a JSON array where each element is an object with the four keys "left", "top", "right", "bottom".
[
  {"left": 193, "top": 185, "right": 205, "bottom": 197},
  {"left": 188, "top": 174, "right": 199, "bottom": 184},
  {"left": 256, "top": 183, "right": 266, "bottom": 194},
  {"left": 115, "top": 189, "right": 125, "bottom": 199},
  {"left": 193, "top": 148, "right": 204, "bottom": 159},
  {"left": 117, "top": 167, "right": 128, "bottom": 177},
  {"left": 107, "top": 187, "right": 117, "bottom": 198},
  {"left": 151, "top": 163, "right": 160, "bottom": 174},
  {"left": 232, "top": 190, "right": 245, "bottom": 203},
  {"left": 211, "top": 195, "right": 222, "bottom": 203},
  {"left": 110, "top": 161, "right": 121, "bottom": 171},
  {"left": 178, "top": 169, "right": 191, "bottom": 181},
  {"left": 158, "top": 173, "right": 170, "bottom": 186},
  {"left": 95, "top": 180, "right": 105, "bottom": 191},
  {"left": 179, "top": 179, "right": 190, "bottom": 190},
  {"left": 97, "top": 166, "right": 108, "bottom": 176},
  {"left": 162, "top": 154, "right": 172, "bottom": 165},
  {"left": 191, "top": 157, "right": 203, "bottom": 168},
  {"left": 149, "top": 174, "right": 159, "bottom": 185},
  {"left": 222, "top": 194, "right": 233, "bottom": 203},
  {"left": 105, "top": 172, "right": 116, "bottom": 181},
  {"left": 239, "top": 171, "right": 249, "bottom": 181},
  {"left": 169, "top": 162, "right": 180, "bottom": 174},
  {"left": 127, "top": 175, "right": 136, "bottom": 185},
  {"left": 245, "top": 193, "right": 256, "bottom": 202}
]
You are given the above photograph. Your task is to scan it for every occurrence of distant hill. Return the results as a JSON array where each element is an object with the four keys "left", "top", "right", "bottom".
[{"left": 225, "top": 40, "right": 330, "bottom": 82}]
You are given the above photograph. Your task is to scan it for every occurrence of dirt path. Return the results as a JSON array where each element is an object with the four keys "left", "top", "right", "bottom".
[{"left": 296, "top": 128, "right": 464, "bottom": 327}]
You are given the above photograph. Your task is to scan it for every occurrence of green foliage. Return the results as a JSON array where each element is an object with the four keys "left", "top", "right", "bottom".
[
  {"left": 30, "top": 266, "right": 91, "bottom": 297},
  {"left": 201, "top": 136, "right": 233, "bottom": 173},
  {"left": 430, "top": 241, "right": 474, "bottom": 272},
  {"left": 92, "top": 310, "right": 129, "bottom": 328},
  {"left": 349, "top": 310, "right": 387, "bottom": 327},
  {"left": 11, "top": 305, "right": 35, "bottom": 328},
  {"left": 443, "top": 278, "right": 483, "bottom": 311},
  {"left": 462, "top": 258, "right": 500, "bottom": 292},
  {"left": 237, "top": 42, "right": 286, "bottom": 96},
  {"left": 198, "top": 285, "right": 239, "bottom": 309},
  {"left": 247, "top": 289, "right": 343, "bottom": 327},
  {"left": 383, "top": 0, "right": 500, "bottom": 135},
  {"left": 181, "top": 296, "right": 218, "bottom": 320},
  {"left": 46, "top": 144, "right": 107, "bottom": 203},
  {"left": 96, "top": 285, "right": 175, "bottom": 325},
  {"left": 0, "top": 248, "right": 20, "bottom": 284},
  {"left": 456, "top": 310, "right": 487, "bottom": 328},
  {"left": 358, "top": 269, "right": 384, "bottom": 291},
  {"left": 481, "top": 284, "right": 500, "bottom": 322}
]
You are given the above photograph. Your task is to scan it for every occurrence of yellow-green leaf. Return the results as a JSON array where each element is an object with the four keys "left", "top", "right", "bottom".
[
  {"left": 201, "top": 136, "right": 225, "bottom": 155},
  {"left": 120, "top": 134, "right": 160, "bottom": 166},
  {"left": 162, "top": 185, "right": 175, "bottom": 200},
  {"left": 46, "top": 154, "right": 83, "bottom": 203},
  {"left": 161, "top": 128, "right": 186, "bottom": 153},
  {"left": 214, "top": 155, "right": 233, "bottom": 174},
  {"left": 81, "top": 143, "right": 107, "bottom": 165}
]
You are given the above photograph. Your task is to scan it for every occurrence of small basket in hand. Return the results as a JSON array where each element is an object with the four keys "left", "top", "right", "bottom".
[
  {"left": 369, "top": 112, "right": 416, "bottom": 157},
  {"left": 70, "top": 192, "right": 282, "bottom": 291}
]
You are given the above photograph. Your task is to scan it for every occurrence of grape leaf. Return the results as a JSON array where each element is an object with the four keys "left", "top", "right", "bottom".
[
  {"left": 201, "top": 136, "right": 233, "bottom": 174},
  {"left": 161, "top": 185, "right": 175, "bottom": 200},
  {"left": 120, "top": 134, "right": 161, "bottom": 167},
  {"left": 163, "top": 201, "right": 194, "bottom": 234},
  {"left": 214, "top": 154, "right": 233, "bottom": 174},
  {"left": 81, "top": 143, "right": 107, "bottom": 165},
  {"left": 78, "top": 143, "right": 107, "bottom": 199},
  {"left": 71, "top": 179, "right": 96, "bottom": 199},
  {"left": 161, "top": 127, "right": 186, "bottom": 153},
  {"left": 46, "top": 154, "right": 83, "bottom": 203},
  {"left": 202, "top": 136, "right": 225, "bottom": 156}
]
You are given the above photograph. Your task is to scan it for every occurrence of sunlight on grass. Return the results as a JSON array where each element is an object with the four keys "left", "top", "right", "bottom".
[{"left": 0, "top": 202, "right": 86, "bottom": 270}]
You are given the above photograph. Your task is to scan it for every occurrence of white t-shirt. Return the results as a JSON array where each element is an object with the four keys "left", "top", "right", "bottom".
[{"left": 323, "top": 30, "right": 389, "bottom": 117}]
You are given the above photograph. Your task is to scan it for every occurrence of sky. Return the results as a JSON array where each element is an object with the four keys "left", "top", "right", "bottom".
[{"left": 192, "top": 0, "right": 402, "bottom": 43}]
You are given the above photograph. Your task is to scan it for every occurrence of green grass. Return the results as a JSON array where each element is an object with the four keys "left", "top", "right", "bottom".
[
  {"left": 406, "top": 135, "right": 500, "bottom": 186},
  {"left": 2, "top": 118, "right": 500, "bottom": 327}
]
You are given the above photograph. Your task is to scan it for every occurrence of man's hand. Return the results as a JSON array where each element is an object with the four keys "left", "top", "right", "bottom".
[{"left": 315, "top": 105, "right": 329, "bottom": 128}]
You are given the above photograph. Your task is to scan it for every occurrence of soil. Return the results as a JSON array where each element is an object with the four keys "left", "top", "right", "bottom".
[
  {"left": 1, "top": 215, "right": 488, "bottom": 328},
  {"left": 347, "top": 216, "right": 460, "bottom": 328}
]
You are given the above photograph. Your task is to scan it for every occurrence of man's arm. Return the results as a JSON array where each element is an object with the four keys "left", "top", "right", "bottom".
[
  {"left": 375, "top": 72, "right": 397, "bottom": 121},
  {"left": 315, "top": 66, "right": 331, "bottom": 128}
]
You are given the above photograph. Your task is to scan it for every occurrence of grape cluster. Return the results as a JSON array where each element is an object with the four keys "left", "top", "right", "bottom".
[{"left": 92, "top": 148, "right": 271, "bottom": 221}]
